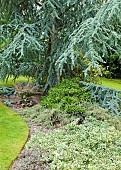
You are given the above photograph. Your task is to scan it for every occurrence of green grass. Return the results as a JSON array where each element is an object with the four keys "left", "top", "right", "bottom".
[
  {"left": 100, "top": 77, "right": 121, "bottom": 90},
  {"left": 0, "top": 102, "right": 29, "bottom": 170},
  {"left": 0, "top": 76, "right": 32, "bottom": 87}
]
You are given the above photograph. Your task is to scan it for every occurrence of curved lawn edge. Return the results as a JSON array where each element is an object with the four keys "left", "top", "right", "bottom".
[{"left": 0, "top": 102, "right": 29, "bottom": 170}]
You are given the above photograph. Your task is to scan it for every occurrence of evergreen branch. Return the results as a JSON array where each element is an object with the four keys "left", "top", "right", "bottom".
[{"left": 79, "top": 81, "right": 121, "bottom": 115}]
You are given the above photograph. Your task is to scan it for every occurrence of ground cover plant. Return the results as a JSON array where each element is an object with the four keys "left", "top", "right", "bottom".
[
  {"left": 27, "top": 117, "right": 121, "bottom": 170},
  {"left": 85, "top": 104, "right": 121, "bottom": 131},
  {"left": 0, "top": 102, "right": 28, "bottom": 170},
  {"left": 19, "top": 105, "right": 71, "bottom": 128},
  {"left": 0, "top": 86, "right": 15, "bottom": 97},
  {"left": 19, "top": 103, "right": 121, "bottom": 131}
]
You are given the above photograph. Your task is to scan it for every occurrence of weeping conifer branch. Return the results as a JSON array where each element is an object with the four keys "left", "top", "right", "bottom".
[
  {"left": 79, "top": 81, "right": 121, "bottom": 115},
  {"left": 0, "top": 0, "right": 121, "bottom": 89},
  {"left": 57, "top": 0, "right": 121, "bottom": 77}
]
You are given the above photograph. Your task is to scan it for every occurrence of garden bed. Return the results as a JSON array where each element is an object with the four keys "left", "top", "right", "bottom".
[{"left": 0, "top": 78, "right": 121, "bottom": 170}]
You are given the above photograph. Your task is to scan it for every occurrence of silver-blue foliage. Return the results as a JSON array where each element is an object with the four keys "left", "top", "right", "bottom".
[
  {"left": 0, "top": 0, "right": 121, "bottom": 89},
  {"left": 79, "top": 81, "right": 121, "bottom": 115}
]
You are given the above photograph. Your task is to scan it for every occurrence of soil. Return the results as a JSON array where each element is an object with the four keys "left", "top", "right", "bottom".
[
  {"left": 9, "top": 122, "right": 51, "bottom": 170},
  {"left": 0, "top": 93, "right": 52, "bottom": 170},
  {"left": 0, "top": 94, "right": 41, "bottom": 109}
]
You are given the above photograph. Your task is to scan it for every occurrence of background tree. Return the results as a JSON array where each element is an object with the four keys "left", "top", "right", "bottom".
[{"left": 0, "top": 0, "right": 121, "bottom": 90}]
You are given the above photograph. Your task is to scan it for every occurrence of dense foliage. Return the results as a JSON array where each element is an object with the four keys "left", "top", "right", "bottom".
[
  {"left": 19, "top": 105, "right": 72, "bottom": 128},
  {"left": 79, "top": 81, "right": 121, "bottom": 115},
  {"left": 102, "top": 53, "right": 121, "bottom": 78},
  {"left": 41, "top": 78, "right": 90, "bottom": 117},
  {"left": 0, "top": 86, "right": 15, "bottom": 97},
  {"left": 86, "top": 104, "right": 121, "bottom": 131},
  {"left": 19, "top": 103, "right": 121, "bottom": 131},
  {"left": 27, "top": 117, "right": 121, "bottom": 170},
  {"left": 0, "top": 0, "right": 121, "bottom": 89}
]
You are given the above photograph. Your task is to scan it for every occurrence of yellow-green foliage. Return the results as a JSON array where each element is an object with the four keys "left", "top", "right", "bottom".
[
  {"left": 0, "top": 102, "right": 28, "bottom": 170},
  {"left": 100, "top": 77, "right": 121, "bottom": 90},
  {"left": 41, "top": 78, "right": 91, "bottom": 115},
  {"left": 0, "top": 76, "right": 32, "bottom": 87}
]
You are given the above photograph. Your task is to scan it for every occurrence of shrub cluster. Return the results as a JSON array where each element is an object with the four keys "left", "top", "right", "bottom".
[
  {"left": 20, "top": 77, "right": 121, "bottom": 129},
  {"left": 40, "top": 78, "right": 91, "bottom": 117}
]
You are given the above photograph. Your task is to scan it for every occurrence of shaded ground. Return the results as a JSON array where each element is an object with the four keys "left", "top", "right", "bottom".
[{"left": 0, "top": 94, "right": 41, "bottom": 109}]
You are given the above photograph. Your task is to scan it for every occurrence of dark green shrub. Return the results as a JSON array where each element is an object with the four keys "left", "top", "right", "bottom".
[
  {"left": 103, "top": 53, "right": 121, "bottom": 78},
  {"left": 40, "top": 78, "right": 91, "bottom": 117}
]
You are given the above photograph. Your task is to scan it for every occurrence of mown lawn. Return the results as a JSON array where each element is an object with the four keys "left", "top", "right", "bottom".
[
  {"left": 0, "top": 76, "right": 32, "bottom": 87},
  {"left": 0, "top": 102, "right": 29, "bottom": 170},
  {"left": 100, "top": 77, "right": 121, "bottom": 90}
]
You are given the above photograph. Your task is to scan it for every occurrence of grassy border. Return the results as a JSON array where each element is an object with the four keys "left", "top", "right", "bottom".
[
  {"left": 100, "top": 77, "right": 121, "bottom": 90},
  {"left": 0, "top": 102, "right": 29, "bottom": 170},
  {"left": 0, "top": 76, "right": 32, "bottom": 87}
]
